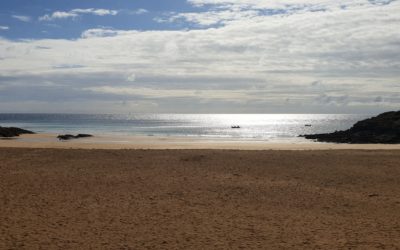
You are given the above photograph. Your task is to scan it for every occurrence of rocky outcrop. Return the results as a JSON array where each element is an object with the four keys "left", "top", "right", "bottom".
[
  {"left": 301, "top": 111, "right": 400, "bottom": 144},
  {"left": 0, "top": 126, "right": 35, "bottom": 137},
  {"left": 57, "top": 134, "right": 93, "bottom": 140}
]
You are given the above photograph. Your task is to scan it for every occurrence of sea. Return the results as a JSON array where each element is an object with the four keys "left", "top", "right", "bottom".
[{"left": 0, "top": 113, "right": 372, "bottom": 143}]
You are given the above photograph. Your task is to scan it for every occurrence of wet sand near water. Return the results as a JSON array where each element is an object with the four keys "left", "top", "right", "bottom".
[{"left": 1, "top": 133, "right": 400, "bottom": 150}]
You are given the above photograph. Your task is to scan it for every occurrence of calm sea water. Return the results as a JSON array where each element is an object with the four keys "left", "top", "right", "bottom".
[{"left": 0, "top": 113, "right": 370, "bottom": 142}]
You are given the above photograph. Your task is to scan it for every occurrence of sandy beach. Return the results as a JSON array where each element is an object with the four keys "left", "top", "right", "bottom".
[
  {"left": 1, "top": 145, "right": 400, "bottom": 249},
  {"left": 1, "top": 133, "right": 400, "bottom": 150}
]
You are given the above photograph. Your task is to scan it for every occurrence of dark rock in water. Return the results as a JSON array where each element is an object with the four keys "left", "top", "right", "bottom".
[
  {"left": 57, "top": 134, "right": 93, "bottom": 140},
  {"left": 57, "top": 134, "right": 76, "bottom": 140},
  {"left": 76, "top": 134, "right": 93, "bottom": 138},
  {"left": 300, "top": 111, "right": 400, "bottom": 144},
  {"left": 0, "top": 126, "right": 35, "bottom": 137}
]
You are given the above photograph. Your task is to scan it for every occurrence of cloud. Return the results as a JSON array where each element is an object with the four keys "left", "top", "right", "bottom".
[
  {"left": 161, "top": 9, "right": 260, "bottom": 26},
  {"left": 12, "top": 15, "right": 31, "bottom": 22},
  {"left": 1, "top": 0, "right": 399, "bottom": 113},
  {"left": 53, "top": 64, "right": 86, "bottom": 69},
  {"left": 81, "top": 29, "right": 121, "bottom": 38},
  {"left": 35, "top": 46, "right": 52, "bottom": 50},
  {"left": 39, "top": 12, "right": 78, "bottom": 21},
  {"left": 72, "top": 8, "right": 118, "bottom": 16},
  {"left": 84, "top": 86, "right": 250, "bottom": 100},
  {"left": 164, "top": 0, "right": 397, "bottom": 27},
  {"left": 186, "top": 0, "right": 370, "bottom": 9},
  {"left": 0, "top": 26, "right": 9, "bottom": 30},
  {"left": 374, "top": 96, "right": 383, "bottom": 102},
  {"left": 369, "top": 0, "right": 396, "bottom": 5},
  {"left": 126, "top": 73, "right": 136, "bottom": 82},
  {"left": 39, "top": 8, "right": 118, "bottom": 21},
  {"left": 39, "top": 11, "right": 78, "bottom": 21},
  {"left": 131, "top": 8, "right": 149, "bottom": 15}
]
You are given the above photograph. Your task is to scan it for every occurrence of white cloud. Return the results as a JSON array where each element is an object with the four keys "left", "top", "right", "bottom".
[
  {"left": 0, "top": 26, "right": 9, "bottom": 30},
  {"left": 187, "top": 0, "right": 370, "bottom": 9},
  {"left": 1, "top": 0, "right": 400, "bottom": 113},
  {"left": 39, "top": 8, "right": 118, "bottom": 21},
  {"left": 81, "top": 29, "right": 120, "bottom": 38},
  {"left": 163, "top": 9, "right": 260, "bottom": 26},
  {"left": 127, "top": 73, "right": 136, "bottom": 82},
  {"left": 72, "top": 8, "right": 118, "bottom": 16},
  {"left": 39, "top": 11, "right": 78, "bottom": 21},
  {"left": 12, "top": 15, "right": 31, "bottom": 22},
  {"left": 84, "top": 86, "right": 250, "bottom": 100},
  {"left": 132, "top": 8, "right": 149, "bottom": 15},
  {"left": 167, "top": 0, "right": 395, "bottom": 27}
]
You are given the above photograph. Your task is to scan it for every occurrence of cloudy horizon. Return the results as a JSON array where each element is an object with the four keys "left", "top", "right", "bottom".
[{"left": 0, "top": 0, "right": 399, "bottom": 114}]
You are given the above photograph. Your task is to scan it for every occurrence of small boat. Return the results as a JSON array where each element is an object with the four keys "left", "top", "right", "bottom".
[
  {"left": 305, "top": 124, "right": 312, "bottom": 127},
  {"left": 231, "top": 125, "right": 241, "bottom": 129}
]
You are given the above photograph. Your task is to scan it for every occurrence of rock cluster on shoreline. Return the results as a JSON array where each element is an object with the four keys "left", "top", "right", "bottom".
[
  {"left": 301, "top": 111, "right": 400, "bottom": 144},
  {"left": 0, "top": 126, "right": 35, "bottom": 137},
  {"left": 57, "top": 134, "right": 93, "bottom": 140}
]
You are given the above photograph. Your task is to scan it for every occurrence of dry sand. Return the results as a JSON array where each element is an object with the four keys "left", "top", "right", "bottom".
[{"left": 1, "top": 147, "right": 400, "bottom": 249}]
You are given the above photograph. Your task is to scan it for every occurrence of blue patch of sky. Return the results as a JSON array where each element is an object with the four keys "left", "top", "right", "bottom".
[
  {"left": 0, "top": 0, "right": 200, "bottom": 40},
  {"left": 2, "top": 0, "right": 383, "bottom": 40},
  {"left": 368, "top": 0, "right": 396, "bottom": 5}
]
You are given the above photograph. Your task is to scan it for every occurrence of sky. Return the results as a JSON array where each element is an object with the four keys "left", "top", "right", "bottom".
[{"left": 0, "top": 0, "right": 399, "bottom": 114}]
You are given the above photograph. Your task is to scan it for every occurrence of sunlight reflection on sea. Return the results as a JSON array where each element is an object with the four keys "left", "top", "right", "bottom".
[{"left": 0, "top": 113, "right": 370, "bottom": 142}]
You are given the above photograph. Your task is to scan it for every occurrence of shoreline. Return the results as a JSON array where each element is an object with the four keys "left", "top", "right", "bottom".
[{"left": 1, "top": 133, "right": 400, "bottom": 150}]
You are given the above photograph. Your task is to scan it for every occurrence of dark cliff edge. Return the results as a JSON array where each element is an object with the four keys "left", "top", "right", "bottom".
[
  {"left": 301, "top": 111, "right": 400, "bottom": 144},
  {"left": 0, "top": 126, "right": 35, "bottom": 138}
]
